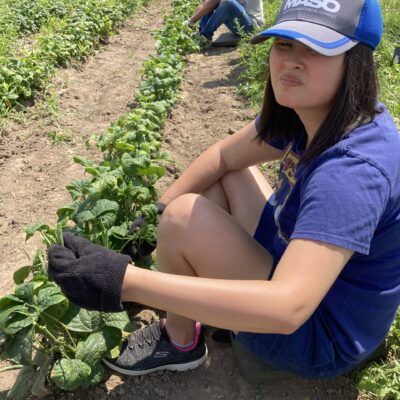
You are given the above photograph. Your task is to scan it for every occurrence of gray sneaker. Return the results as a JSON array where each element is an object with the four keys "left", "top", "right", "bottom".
[{"left": 103, "top": 320, "right": 208, "bottom": 376}]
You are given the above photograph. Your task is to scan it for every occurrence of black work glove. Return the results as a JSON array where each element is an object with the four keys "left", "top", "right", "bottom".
[
  {"left": 124, "top": 202, "right": 166, "bottom": 260},
  {"left": 48, "top": 232, "right": 132, "bottom": 312}
]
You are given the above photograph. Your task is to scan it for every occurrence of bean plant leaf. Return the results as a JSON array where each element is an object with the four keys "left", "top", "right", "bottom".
[
  {"left": 93, "top": 199, "right": 119, "bottom": 217},
  {"left": 66, "top": 179, "right": 91, "bottom": 200},
  {"left": 73, "top": 156, "right": 94, "bottom": 168},
  {"left": 121, "top": 153, "right": 148, "bottom": 176},
  {"left": 7, "top": 365, "right": 35, "bottom": 400},
  {"left": 108, "top": 226, "right": 128, "bottom": 239},
  {"left": 99, "top": 213, "right": 117, "bottom": 229},
  {"left": 0, "top": 296, "right": 26, "bottom": 330},
  {"left": 2, "top": 313, "right": 34, "bottom": 335},
  {"left": 84, "top": 362, "right": 105, "bottom": 387},
  {"left": 14, "top": 280, "right": 44, "bottom": 303},
  {"left": 57, "top": 203, "right": 77, "bottom": 222},
  {"left": 36, "top": 283, "right": 66, "bottom": 311},
  {"left": 76, "top": 328, "right": 122, "bottom": 366},
  {"left": 38, "top": 301, "right": 69, "bottom": 332},
  {"left": 77, "top": 328, "right": 122, "bottom": 361},
  {"left": 63, "top": 305, "right": 104, "bottom": 332},
  {"left": 13, "top": 266, "right": 31, "bottom": 285},
  {"left": 140, "top": 165, "right": 165, "bottom": 178},
  {"left": 102, "top": 311, "right": 132, "bottom": 331},
  {"left": 85, "top": 167, "right": 101, "bottom": 176},
  {"left": 2, "top": 325, "right": 34, "bottom": 364},
  {"left": 24, "top": 223, "right": 50, "bottom": 241},
  {"left": 76, "top": 210, "right": 95, "bottom": 226},
  {"left": 130, "top": 186, "right": 151, "bottom": 203},
  {"left": 32, "top": 274, "right": 49, "bottom": 284},
  {"left": 102, "top": 326, "right": 123, "bottom": 358},
  {"left": 50, "top": 358, "right": 92, "bottom": 391},
  {"left": 0, "top": 295, "right": 23, "bottom": 306},
  {"left": 107, "top": 345, "right": 121, "bottom": 360},
  {"left": 115, "top": 141, "right": 135, "bottom": 152}
]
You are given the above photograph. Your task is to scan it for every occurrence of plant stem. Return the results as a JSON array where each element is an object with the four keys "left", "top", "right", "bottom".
[
  {"left": 0, "top": 364, "right": 23, "bottom": 372},
  {"left": 41, "top": 310, "right": 77, "bottom": 349},
  {"left": 36, "top": 324, "right": 75, "bottom": 356}
]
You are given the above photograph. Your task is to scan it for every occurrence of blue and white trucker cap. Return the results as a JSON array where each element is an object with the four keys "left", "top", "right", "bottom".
[{"left": 251, "top": 0, "right": 383, "bottom": 56}]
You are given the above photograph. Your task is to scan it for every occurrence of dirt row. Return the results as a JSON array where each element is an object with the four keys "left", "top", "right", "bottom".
[{"left": 0, "top": 2, "right": 366, "bottom": 398}]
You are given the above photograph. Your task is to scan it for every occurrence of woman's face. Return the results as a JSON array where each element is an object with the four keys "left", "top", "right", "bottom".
[{"left": 269, "top": 38, "right": 346, "bottom": 118}]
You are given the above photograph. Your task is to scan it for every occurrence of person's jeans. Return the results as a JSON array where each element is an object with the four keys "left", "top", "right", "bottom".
[{"left": 199, "top": 0, "right": 254, "bottom": 40}]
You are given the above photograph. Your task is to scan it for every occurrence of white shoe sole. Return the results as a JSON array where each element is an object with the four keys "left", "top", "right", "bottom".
[{"left": 102, "top": 346, "right": 208, "bottom": 376}]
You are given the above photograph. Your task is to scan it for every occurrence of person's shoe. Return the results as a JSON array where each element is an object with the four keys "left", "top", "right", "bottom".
[
  {"left": 212, "top": 32, "right": 240, "bottom": 48},
  {"left": 103, "top": 319, "right": 208, "bottom": 376}
]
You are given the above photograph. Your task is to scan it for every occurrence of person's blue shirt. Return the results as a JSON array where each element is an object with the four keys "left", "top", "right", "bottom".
[{"left": 245, "top": 105, "right": 400, "bottom": 375}]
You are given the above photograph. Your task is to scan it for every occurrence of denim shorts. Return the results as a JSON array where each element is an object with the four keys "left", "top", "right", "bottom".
[{"left": 234, "top": 196, "right": 356, "bottom": 379}]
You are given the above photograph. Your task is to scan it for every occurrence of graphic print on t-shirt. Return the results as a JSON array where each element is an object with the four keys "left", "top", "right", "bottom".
[{"left": 274, "top": 142, "right": 300, "bottom": 245}]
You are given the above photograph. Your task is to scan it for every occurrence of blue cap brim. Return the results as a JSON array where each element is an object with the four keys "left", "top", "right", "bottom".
[{"left": 251, "top": 20, "right": 358, "bottom": 56}]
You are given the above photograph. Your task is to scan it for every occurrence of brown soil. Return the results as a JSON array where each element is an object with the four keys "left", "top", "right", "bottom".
[{"left": 0, "top": 2, "right": 369, "bottom": 399}]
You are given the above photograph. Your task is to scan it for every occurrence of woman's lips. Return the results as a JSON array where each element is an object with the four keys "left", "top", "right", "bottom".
[{"left": 279, "top": 74, "right": 302, "bottom": 87}]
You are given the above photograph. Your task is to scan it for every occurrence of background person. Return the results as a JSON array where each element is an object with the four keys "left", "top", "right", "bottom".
[
  {"left": 185, "top": 0, "right": 264, "bottom": 46},
  {"left": 48, "top": 0, "right": 400, "bottom": 382}
]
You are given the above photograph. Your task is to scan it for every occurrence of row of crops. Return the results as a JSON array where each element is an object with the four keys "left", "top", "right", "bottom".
[
  {"left": 0, "top": 0, "right": 151, "bottom": 116},
  {"left": 0, "top": 0, "right": 198, "bottom": 398}
]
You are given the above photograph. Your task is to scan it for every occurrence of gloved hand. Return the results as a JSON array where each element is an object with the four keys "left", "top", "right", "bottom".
[
  {"left": 48, "top": 232, "right": 132, "bottom": 312},
  {"left": 124, "top": 202, "right": 166, "bottom": 260},
  {"left": 183, "top": 19, "right": 193, "bottom": 27}
]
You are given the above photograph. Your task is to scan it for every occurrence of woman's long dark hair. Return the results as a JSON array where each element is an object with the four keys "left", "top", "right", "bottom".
[{"left": 257, "top": 43, "right": 380, "bottom": 164}]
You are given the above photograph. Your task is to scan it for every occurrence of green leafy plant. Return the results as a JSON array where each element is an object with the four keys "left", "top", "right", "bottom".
[
  {"left": 0, "top": 224, "right": 132, "bottom": 399},
  {"left": 0, "top": 0, "right": 148, "bottom": 116},
  {"left": 0, "top": 0, "right": 199, "bottom": 396}
]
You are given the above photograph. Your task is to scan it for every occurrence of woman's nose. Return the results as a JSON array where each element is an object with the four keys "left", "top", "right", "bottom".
[{"left": 283, "top": 51, "right": 304, "bottom": 70}]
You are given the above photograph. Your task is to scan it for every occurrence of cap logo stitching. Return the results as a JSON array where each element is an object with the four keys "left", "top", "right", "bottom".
[{"left": 284, "top": 0, "right": 341, "bottom": 13}]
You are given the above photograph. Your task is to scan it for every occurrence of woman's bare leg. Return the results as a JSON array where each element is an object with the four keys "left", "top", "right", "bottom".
[
  {"left": 156, "top": 166, "right": 275, "bottom": 344},
  {"left": 201, "top": 166, "right": 274, "bottom": 234}
]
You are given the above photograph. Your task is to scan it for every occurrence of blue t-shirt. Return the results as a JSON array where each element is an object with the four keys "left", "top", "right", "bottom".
[{"left": 257, "top": 105, "right": 400, "bottom": 364}]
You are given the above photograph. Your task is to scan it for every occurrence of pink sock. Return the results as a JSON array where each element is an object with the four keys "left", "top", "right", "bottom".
[{"left": 164, "top": 319, "right": 201, "bottom": 352}]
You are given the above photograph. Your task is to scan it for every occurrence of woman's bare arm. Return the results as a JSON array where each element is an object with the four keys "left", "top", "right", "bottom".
[{"left": 121, "top": 239, "right": 353, "bottom": 334}]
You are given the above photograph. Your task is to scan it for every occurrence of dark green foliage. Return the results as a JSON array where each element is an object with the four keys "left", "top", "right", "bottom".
[
  {"left": 0, "top": 0, "right": 144, "bottom": 115},
  {"left": 0, "top": 0, "right": 199, "bottom": 396}
]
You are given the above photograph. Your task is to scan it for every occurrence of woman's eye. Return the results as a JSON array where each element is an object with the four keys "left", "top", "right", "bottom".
[
  {"left": 306, "top": 48, "right": 318, "bottom": 56},
  {"left": 275, "top": 41, "right": 291, "bottom": 49}
]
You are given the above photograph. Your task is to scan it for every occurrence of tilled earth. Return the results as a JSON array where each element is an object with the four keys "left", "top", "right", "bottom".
[{"left": 0, "top": 2, "right": 369, "bottom": 399}]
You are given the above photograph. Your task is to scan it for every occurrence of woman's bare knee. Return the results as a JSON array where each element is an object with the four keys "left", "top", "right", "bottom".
[
  {"left": 156, "top": 194, "right": 200, "bottom": 276},
  {"left": 157, "top": 193, "right": 273, "bottom": 280},
  {"left": 158, "top": 193, "right": 199, "bottom": 237}
]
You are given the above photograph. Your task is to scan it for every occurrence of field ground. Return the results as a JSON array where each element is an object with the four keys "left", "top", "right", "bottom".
[{"left": 0, "top": 2, "right": 374, "bottom": 399}]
